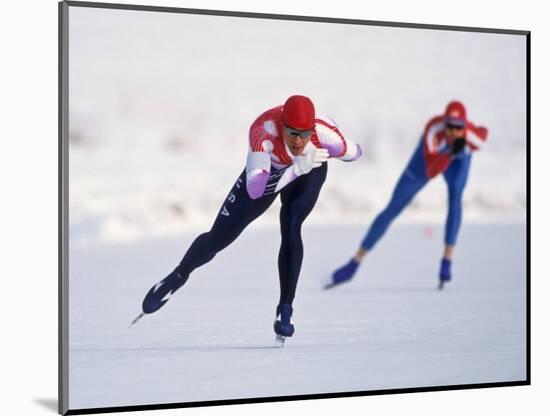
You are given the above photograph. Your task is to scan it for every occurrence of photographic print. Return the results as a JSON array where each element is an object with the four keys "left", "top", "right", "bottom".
[{"left": 59, "top": 1, "right": 529, "bottom": 414}]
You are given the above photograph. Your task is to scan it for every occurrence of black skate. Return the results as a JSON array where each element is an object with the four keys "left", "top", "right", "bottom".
[
  {"left": 273, "top": 304, "right": 295, "bottom": 347},
  {"left": 143, "top": 269, "right": 189, "bottom": 313},
  {"left": 130, "top": 269, "right": 189, "bottom": 327}
]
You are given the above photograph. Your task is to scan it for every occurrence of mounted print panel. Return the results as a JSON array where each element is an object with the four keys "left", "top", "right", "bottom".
[{"left": 59, "top": 1, "right": 529, "bottom": 414}]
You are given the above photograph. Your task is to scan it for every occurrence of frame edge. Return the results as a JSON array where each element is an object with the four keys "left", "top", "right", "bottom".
[{"left": 59, "top": 1, "right": 70, "bottom": 415}]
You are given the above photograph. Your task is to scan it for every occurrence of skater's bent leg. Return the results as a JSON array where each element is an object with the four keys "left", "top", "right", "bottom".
[
  {"left": 176, "top": 170, "right": 277, "bottom": 276},
  {"left": 278, "top": 211, "right": 303, "bottom": 306},
  {"left": 360, "top": 169, "right": 427, "bottom": 251},
  {"left": 353, "top": 247, "right": 368, "bottom": 263},
  {"left": 331, "top": 141, "right": 426, "bottom": 288},
  {"left": 278, "top": 163, "right": 327, "bottom": 306},
  {"left": 443, "top": 154, "right": 471, "bottom": 252},
  {"left": 175, "top": 231, "right": 229, "bottom": 276},
  {"left": 438, "top": 154, "right": 471, "bottom": 286}
]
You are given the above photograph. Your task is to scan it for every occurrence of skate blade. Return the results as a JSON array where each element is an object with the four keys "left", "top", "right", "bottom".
[
  {"left": 275, "top": 334, "right": 286, "bottom": 347},
  {"left": 324, "top": 280, "right": 347, "bottom": 290},
  {"left": 129, "top": 312, "right": 145, "bottom": 328},
  {"left": 438, "top": 281, "right": 445, "bottom": 290}
]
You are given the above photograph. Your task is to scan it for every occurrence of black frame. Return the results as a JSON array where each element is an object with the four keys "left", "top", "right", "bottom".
[{"left": 58, "top": 1, "right": 531, "bottom": 414}]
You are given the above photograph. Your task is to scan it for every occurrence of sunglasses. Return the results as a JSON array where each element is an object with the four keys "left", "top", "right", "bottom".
[
  {"left": 445, "top": 123, "right": 465, "bottom": 131},
  {"left": 284, "top": 126, "right": 313, "bottom": 139}
]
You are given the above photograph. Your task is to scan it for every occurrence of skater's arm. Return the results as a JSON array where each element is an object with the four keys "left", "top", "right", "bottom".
[
  {"left": 423, "top": 116, "right": 452, "bottom": 178},
  {"left": 269, "top": 148, "right": 329, "bottom": 193},
  {"left": 424, "top": 124, "right": 488, "bottom": 178},
  {"left": 337, "top": 138, "right": 362, "bottom": 162},
  {"left": 246, "top": 148, "right": 328, "bottom": 198},
  {"left": 465, "top": 122, "right": 489, "bottom": 151},
  {"left": 245, "top": 151, "right": 272, "bottom": 199},
  {"left": 246, "top": 160, "right": 299, "bottom": 198},
  {"left": 245, "top": 152, "right": 302, "bottom": 198},
  {"left": 315, "top": 116, "right": 362, "bottom": 162},
  {"left": 247, "top": 110, "right": 283, "bottom": 199}
]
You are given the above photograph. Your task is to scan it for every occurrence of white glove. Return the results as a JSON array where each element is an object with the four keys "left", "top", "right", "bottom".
[{"left": 292, "top": 147, "right": 329, "bottom": 176}]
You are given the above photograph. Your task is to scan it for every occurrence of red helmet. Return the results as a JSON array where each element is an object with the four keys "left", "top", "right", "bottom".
[
  {"left": 282, "top": 95, "right": 315, "bottom": 130},
  {"left": 444, "top": 101, "right": 467, "bottom": 126}
]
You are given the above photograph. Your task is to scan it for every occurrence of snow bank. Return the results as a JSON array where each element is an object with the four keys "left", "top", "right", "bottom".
[{"left": 68, "top": 8, "right": 527, "bottom": 244}]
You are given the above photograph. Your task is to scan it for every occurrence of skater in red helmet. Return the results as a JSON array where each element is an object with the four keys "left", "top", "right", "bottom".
[
  {"left": 327, "top": 101, "right": 488, "bottom": 290},
  {"left": 135, "top": 95, "right": 362, "bottom": 345}
]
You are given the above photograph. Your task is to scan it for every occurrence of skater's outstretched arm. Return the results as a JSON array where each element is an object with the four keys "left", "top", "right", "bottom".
[
  {"left": 314, "top": 115, "right": 362, "bottom": 162},
  {"left": 423, "top": 116, "right": 453, "bottom": 178},
  {"left": 464, "top": 122, "right": 489, "bottom": 151}
]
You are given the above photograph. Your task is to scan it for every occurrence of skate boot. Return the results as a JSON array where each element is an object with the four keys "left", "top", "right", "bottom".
[
  {"left": 142, "top": 268, "right": 189, "bottom": 314},
  {"left": 324, "top": 258, "right": 359, "bottom": 289},
  {"left": 438, "top": 258, "right": 452, "bottom": 290},
  {"left": 274, "top": 304, "right": 294, "bottom": 347}
]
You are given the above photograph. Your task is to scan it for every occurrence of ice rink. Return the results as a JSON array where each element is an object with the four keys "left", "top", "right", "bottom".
[{"left": 68, "top": 224, "right": 526, "bottom": 410}]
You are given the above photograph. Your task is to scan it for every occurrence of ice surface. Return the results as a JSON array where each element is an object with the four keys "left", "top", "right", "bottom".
[{"left": 68, "top": 224, "right": 526, "bottom": 410}]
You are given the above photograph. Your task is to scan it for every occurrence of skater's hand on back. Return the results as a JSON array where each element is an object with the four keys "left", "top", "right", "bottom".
[
  {"left": 293, "top": 147, "right": 329, "bottom": 176},
  {"left": 449, "top": 137, "right": 466, "bottom": 156}
]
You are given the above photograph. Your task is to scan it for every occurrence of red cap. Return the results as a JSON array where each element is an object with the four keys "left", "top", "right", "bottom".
[
  {"left": 444, "top": 101, "right": 467, "bottom": 126},
  {"left": 282, "top": 95, "right": 315, "bottom": 130}
]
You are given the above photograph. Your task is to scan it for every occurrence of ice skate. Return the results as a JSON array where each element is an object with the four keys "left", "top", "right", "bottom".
[
  {"left": 438, "top": 258, "right": 452, "bottom": 290},
  {"left": 142, "top": 269, "right": 189, "bottom": 314},
  {"left": 324, "top": 258, "right": 359, "bottom": 289},
  {"left": 274, "top": 304, "right": 295, "bottom": 347}
]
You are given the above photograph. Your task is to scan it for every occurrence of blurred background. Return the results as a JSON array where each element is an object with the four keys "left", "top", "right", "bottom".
[{"left": 68, "top": 7, "right": 527, "bottom": 245}]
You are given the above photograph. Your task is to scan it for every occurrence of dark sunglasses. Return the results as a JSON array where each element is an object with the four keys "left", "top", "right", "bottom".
[
  {"left": 284, "top": 126, "right": 313, "bottom": 139},
  {"left": 445, "top": 123, "right": 465, "bottom": 131}
]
